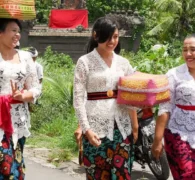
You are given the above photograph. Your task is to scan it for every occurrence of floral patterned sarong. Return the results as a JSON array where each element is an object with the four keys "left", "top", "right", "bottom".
[
  {"left": 82, "top": 128, "right": 134, "bottom": 180},
  {"left": 0, "top": 136, "right": 26, "bottom": 180}
]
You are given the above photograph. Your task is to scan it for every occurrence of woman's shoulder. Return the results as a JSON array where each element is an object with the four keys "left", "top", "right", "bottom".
[
  {"left": 77, "top": 51, "right": 94, "bottom": 64},
  {"left": 115, "top": 54, "right": 130, "bottom": 65},
  {"left": 167, "top": 63, "right": 187, "bottom": 75}
]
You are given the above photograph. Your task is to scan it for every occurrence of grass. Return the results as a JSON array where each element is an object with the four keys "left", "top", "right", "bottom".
[
  {"left": 26, "top": 61, "right": 79, "bottom": 163},
  {"left": 26, "top": 111, "right": 79, "bottom": 163}
]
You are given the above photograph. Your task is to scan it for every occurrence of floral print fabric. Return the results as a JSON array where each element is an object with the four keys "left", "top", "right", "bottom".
[
  {"left": 164, "top": 129, "right": 195, "bottom": 180},
  {"left": 0, "top": 136, "right": 25, "bottom": 180},
  {"left": 82, "top": 128, "right": 134, "bottom": 180}
]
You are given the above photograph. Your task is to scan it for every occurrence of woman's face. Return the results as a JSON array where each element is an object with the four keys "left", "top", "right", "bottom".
[
  {"left": 182, "top": 37, "right": 195, "bottom": 69},
  {"left": 97, "top": 29, "right": 119, "bottom": 53},
  {"left": 0, "top": 22, "right": 21, "bottom": 49}
]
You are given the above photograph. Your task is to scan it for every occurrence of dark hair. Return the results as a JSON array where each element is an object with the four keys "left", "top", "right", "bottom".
[
  {"left": 26, "top": 46, "right": 38, "bottom": 57},
  {"left": 87, "top": 17, "right": 121, "bottom": 54},
  {"left": 0, "top": 18, "right": 22, "bottom": 32},
  {"left": 27, "top": 47, "right": 37, "bottom": 54}
]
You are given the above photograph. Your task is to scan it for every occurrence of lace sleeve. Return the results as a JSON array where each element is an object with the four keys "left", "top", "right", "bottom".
[
  {"left": 24, "top": 55, "right": 41, "bottom": 103},
  {"left": 73, "top": 58, "right": 90, "bottom": 133},
  {"left": 158, "top": 70, "right": 176, "bottom": 116},
  {"left": 125, "top": 59, "right": 135, "bottom": 76}
]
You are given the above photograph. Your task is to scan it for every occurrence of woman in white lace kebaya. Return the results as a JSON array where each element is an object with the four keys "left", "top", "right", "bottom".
[
  {"left": 73, "top": 17, "right": 138, "bottom": 180},
  {"left": 0, "top": 18, "right": 41, "bottom": 179},
  {"left": 152, "top": 35, "right": 195, "bottom": 179}
]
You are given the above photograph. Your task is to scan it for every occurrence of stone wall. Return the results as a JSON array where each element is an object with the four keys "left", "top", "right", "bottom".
[
  {"left": 27, "top": 26, "right": 141, "bottom": 62},
  {"left": 28, "top": 35, "right": 135, "bottom": 62}
]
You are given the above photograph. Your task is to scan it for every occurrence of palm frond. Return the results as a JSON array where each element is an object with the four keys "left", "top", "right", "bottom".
[
  {"left": 44, "top": 75, "right": 73, "bottom": 106},
  {"left": 188, "top": 8, "right": 195, "bottom": 16},
  {"left": 155, "top": 0, "right": 182, "bottom": 14},
  {"left": 148, "top": 15, "right": 177, "bottom": 36}
]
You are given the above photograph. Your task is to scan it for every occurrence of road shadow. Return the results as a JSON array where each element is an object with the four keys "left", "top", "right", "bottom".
[
  {"left": 58, "top": 161, "right": 157, "bottom": 180},
  {"left": 131, "top": 169, "right": 156, "bottom": 180},
  {"left": 72, "top": 165, "right": 85, "bottom": 174},
  {"left": 60, "top": 163, "right": 157, "bottom": 180}
]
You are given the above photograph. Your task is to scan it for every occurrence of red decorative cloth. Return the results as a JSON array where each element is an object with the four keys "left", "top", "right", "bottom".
[
  {"left": 176, "top": 104, "right": 195, "bottom": 111},
  {"left": 49, "top": 9, "right": 88, "bottom": 29},
  {"left": 0, "top": 96, "right": 22, "bottom": 138}
]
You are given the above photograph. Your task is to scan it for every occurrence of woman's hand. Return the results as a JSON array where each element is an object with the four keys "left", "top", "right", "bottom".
[
  {"left": 11, "top": 80, "right": 24, "bottom": 101},
  {"left": 85, "top": 129, "right": 101, "bottom": 147},
  {"left": 151, "top": 113, "right": 169, "bottom": 160},
  {"left": 74, "top": 126, "right": 82, "bottom": 146},
  {"left": 152, "top": 140, "right": 163, "bottom": 160}
]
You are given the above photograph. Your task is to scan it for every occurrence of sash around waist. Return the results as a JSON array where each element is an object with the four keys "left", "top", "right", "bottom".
[
  {"left": 87, "top": 90, "right": 118, "bottom": 100},
  {"left": 176, "top": 104, "right": 195, "bottom": 111}
]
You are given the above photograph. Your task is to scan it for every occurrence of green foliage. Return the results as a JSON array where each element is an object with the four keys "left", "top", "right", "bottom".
[
  {"left": 148, "top": 0, "right": 195, "bottom": 41},
  {"left": 35, "top": 0, "right": 52, "bottom": 24},
  {"left": 121, "top": 44, "right": 184, "bottom": 74},
  {"left": 30, "top": 47, "right": 75, "bottom": 130},
  {"left": 29, "top": 48, "right": 78, "bottom": 160},
  {"left": 43, "top": 46, "right": 74, "bottom": 69},
  {"left": 86, "top": 0, "right": 155, "bottom": 22},
  {"left": 30, "top": 68, "right": 74, "bottom": 128}
]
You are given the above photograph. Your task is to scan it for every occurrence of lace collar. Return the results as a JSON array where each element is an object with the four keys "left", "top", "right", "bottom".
[{"left": 93, "top": 48, "right": 116, "bottom": 70}]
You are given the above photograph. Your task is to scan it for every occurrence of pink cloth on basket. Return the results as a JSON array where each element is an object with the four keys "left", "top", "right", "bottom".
[{"left": 117, "top": 71, "right": 170, "bottom": 106}]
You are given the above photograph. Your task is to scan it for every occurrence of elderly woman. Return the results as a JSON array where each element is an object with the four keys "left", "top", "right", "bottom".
[
  {"left": 0, "top": 18, "right": 41, "bottom": 179},
  {"left": 152, "top": 34, "right": 195, "bottom": 179}
]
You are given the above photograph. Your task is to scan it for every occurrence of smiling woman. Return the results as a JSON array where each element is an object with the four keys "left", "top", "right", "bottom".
[
  {"left": 73, "top": 17, "right": 138, "bottom": 180},
  {"left": 0, "top": 18, "right": 41, "bottom": 179},
  {"left": 152, "top": 34, "right": 195, "bottom": 179},
  {"left": 182, "top": 35, "right": 195, "bottom": 73}
]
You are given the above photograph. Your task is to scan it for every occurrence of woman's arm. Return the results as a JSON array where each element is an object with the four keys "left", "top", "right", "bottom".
[
  {"left": 154, "top": 113, "right": 169, "bottom": 142},
  {"left": 73, "top": 58, "right": 90, "bottom": 133},
  {"left": 74, "top": 125, "right": 82, "bottom": 145},
  {"left": 73, "top": 58, "right": 101, "bottom": 147},
  {"left": 12, "top": 52, "right": 41, "bottom": 102},
  {"left": 129, "top": 109, "right": 138, "bottom": 143},
  {"left": 152, "top": 69, "right": 176, "bottom": 159},
  {"left": 152, "top": 112, "right": 169, "bottom": 159}
]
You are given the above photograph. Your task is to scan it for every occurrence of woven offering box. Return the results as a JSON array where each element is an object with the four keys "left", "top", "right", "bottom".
[
  {"left": 117, "top": 72, "right": 170, "bottom": 106},
  {"left": 0, "top": 0, "right": 36, "bottom": 20}
]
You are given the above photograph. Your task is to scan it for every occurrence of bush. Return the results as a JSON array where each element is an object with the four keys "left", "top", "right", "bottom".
[
  {"left": 43, "top": 46, "right": 74, "bottom": 69},
  {"left": 29, "top": 49, "right": 78, "bottom": 157},
  {"left": 121, "top": 43, "right": 184, "bottom": 75}
]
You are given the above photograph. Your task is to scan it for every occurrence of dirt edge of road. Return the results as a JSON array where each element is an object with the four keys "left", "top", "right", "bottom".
[{"left": 24, "top": 146, "right": 86, "bottom": 179}]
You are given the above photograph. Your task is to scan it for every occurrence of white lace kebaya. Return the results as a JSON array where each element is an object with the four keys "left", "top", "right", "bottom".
[
  {"left": 0, "top": 50, "right": 41, "bottom": 149},
  {"left": 73, "top": 49, "right": 135, "bottom": 141},
  {"left": 158, "top": 63, "right": 195, "bottom": 149}
]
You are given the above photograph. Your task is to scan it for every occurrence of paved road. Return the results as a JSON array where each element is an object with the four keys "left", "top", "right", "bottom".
[
  {"left": 25, "top": 158, "right": 80, "bottom": 180},
  {"left": 25, "top": 157, "right": 173, "bottom": 180}
]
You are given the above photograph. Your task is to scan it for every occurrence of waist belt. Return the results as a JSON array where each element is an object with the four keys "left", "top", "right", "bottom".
[
  {"left": 87, "top": 90, "right": 118, "bottom": 100},
  {"left": 176, "top": 104, "right": 195, "bottom": 111}
]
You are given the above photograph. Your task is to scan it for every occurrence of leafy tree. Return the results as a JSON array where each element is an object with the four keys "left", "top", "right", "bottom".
[
  {"left": 87, "top": 0, "right": 156, "bottom": 22},
  {"left": 35, "top": 0, "right": 52, "bottom": 24},
  {"left": 148, "top": 0, "right": 195, "bottom": 41}
]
